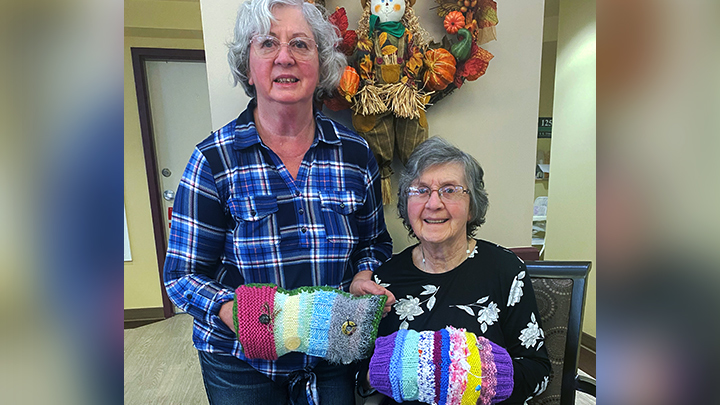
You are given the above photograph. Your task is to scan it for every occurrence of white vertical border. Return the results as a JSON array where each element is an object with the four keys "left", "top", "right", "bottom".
[{"left": 124, "top": 205, "right": 132, "bottom": 261}]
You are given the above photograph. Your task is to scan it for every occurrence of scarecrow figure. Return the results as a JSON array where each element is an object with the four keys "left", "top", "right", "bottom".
[
  {"left": 329, "top": 0, "right": 497, "bottom": 204},
  {"left": 348, "top": 0, "right": 433, "bottom": 204}
]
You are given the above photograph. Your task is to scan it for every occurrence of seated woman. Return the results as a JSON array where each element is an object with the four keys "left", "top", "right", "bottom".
[{"left": 362, "top": 136, "right": 551, "bottom": 404}]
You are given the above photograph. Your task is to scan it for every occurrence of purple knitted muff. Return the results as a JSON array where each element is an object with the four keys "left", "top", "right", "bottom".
[
  {"left": 368, "top": 332, "right": 396, "bottom": 395},
  {"left": 487, "top": 339, "right": 514, "bottom": 404}
]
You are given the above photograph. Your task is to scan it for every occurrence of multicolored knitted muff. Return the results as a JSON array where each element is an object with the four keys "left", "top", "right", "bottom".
[
  {"left": 369, "top": 326, "right": 514, "bottom": 405},
  {"left": 233, "top": 284, "right": 387, "bottom": 364}
]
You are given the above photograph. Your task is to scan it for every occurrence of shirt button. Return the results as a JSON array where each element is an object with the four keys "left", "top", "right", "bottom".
[
  {"left": 185, "top": 293, "right": 192, "bottom": 300},
  {"left": 250, "top": 210, "right": 256, "bottom": 216},
  {"left": 295, "top": 191, "right": 301, "bottom": 197},
  {"left": 339, "top": 203, "right": 345, "bottom": 208},
  {"left": 301, "top": 227, "right": 307, "bottom": 233},
  {"left": 298, "top": 208, "right": 304, "bottom": 215}
]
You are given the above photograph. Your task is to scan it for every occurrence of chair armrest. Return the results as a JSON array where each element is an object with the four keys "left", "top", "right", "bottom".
[{"left": 575, "top": 374, "right": 596, "bottom": 397}]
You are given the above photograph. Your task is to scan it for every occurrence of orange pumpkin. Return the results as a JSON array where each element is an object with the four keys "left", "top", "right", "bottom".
[
  {"left": 423, "top": 48, "right": 456, "bottom": 91},
  {"left": 443, "top": 11, "right": 465, "bottom": 35},
  {"left": 338, "top": 66, "right": 360, "bottom": 101}
]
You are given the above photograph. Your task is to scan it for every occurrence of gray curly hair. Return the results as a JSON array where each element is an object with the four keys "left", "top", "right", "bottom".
[
  {"left": 397, "top": 136, "right": 489, "bottom": 238},
  {"left": 227, "top": 0, "right": 347, "bottom": 100}
]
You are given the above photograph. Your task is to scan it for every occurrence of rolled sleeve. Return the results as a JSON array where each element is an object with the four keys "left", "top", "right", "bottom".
[{"left": 163, "top": 148, "right": 230, "bottom": 324}]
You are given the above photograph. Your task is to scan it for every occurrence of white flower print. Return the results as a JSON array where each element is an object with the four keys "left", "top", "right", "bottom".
[
  {"left": 451, "top": 296, "right": 500, "bottom": 333},
  {"left": 476, "top": 302, "right": 500, "bottom": 333},
  {"left": 373, "top": 274, "right": 390, "bottom": 288},
  {"left": 519, "top": 312, "right": 544, "bottom": 349},
  {"left": 507, "top": 271, "right": 525, "bottom": 307},
  {"left": 533, "top": 375, "right": 550, "bottom": 396},
  {"left": 468, "top": 245, "right": 478, "bottom": 258},
  {"left": 395, "top": 295, "right": 424, "bottom": 321},
  {"left": 392, "top": 285, "right": 440, "bottom": 329},
  {"left": 419, "top": 284, "right": 439, "bottom": 310}
]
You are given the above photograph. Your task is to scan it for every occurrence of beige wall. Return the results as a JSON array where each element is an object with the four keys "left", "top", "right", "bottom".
[
  {"left": 124, "top": 0, "right": 597, "bottom": 345},
  {"left": 124, "top": 0, "right": 205, "bottom": 310},
  {"left": 200, "top": 0, "right": 546, "bottom": 252},
  {"left": 543, "top": 0, "right": 596, "bottom": 337}
]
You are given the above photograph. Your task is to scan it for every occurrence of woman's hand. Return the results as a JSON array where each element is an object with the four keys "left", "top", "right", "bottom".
[
  {"left": 218, "top": 300, "right": 235, "bottom": 330},
  {"left": 350, "top": 270, "right": 396, "bottom": 316}
]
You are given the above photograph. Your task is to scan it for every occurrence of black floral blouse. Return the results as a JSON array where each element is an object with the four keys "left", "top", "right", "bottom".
[{"left": 372, "top": 239, "right": 552, "bottom": 404}]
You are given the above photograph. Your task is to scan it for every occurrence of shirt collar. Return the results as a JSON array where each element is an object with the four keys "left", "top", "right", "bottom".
[{"left": 233, "top": 99, "right": 342, "bottom": 150}]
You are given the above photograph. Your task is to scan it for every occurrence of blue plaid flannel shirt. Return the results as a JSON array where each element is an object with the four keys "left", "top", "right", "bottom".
[{"left": 163, "top": 100, "right": 392, "bottom": 382}]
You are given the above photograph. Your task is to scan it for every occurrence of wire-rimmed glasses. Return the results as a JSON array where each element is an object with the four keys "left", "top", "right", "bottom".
[
  {"left": 406, "top": 185, "right": 470, "bottom": 202},
  {"left": 250, "top": 35, "right": 318, "bottom": 60}
]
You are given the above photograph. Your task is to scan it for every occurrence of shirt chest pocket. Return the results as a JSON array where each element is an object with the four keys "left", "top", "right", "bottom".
[
  {"left": 228, "top": 194, "right": 280, "bottom": 248},
  {"left": 319, "top": 190, "right": 359, "bottom": 245}
]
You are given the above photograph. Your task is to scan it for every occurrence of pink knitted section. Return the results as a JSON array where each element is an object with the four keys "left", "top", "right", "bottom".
[
  {"left": 446, "top": 327, "right": 469, "bottom": 405},
  {"left": 477, "top": 337, "right": 497, "bottom": 405},
  {"left": 235, "top": 285, "right": 278, "bottom": 360}
]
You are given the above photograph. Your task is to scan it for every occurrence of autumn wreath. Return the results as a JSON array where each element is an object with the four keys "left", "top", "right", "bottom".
[
  {"left": 322, "top": 0, "right": 497, "bottom": 204},
  {"left": 324, "top": 0, "right": 498, "bottom": 112}
]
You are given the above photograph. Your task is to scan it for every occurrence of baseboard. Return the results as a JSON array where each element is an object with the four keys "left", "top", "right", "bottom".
[
  {"left": 125, "top": 307, "right": 165, "bottom": 329},
  {"left": 579, "top": 332, "right": 596, "bottom": 378}
]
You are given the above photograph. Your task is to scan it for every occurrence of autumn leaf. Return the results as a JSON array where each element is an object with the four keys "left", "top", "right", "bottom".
[
  {"left": 464, "top": 46, "right": 493, "bottom": 80},
  {"left": 406, "top": 51, "right": 424, "bottom": 75},
  {"left": 328, "top": 7, "right": 349, "bottom": 33},
  {"left": 357, "top": 38, "right": 373, "bottom": 52},
  {"left": 359, "top": 54, "right": 373, "bottom": 79},
  {"left": 436, "top": 2, "right": 460, "bottom": 18},
  {"left": 378, "top": 32, "right": 388, "bottom": 46},
  {"left": 465, "top": 10, "right": 474, "bottom": 27},
  {"left": 323, "top": 92, "right": 352, "bottom": 111},
  {"left": 381, "top": 44, "right": 398, "bottom": 55},
  {"left": 340, "top": 30, "right": 358, "bottom": 56},
  {"left": 478, "top": 0, "right": 499, "bottom": 26}
]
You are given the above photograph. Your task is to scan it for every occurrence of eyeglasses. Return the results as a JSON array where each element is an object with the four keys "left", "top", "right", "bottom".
[
  {"left": 250, "top": 35, "right": 318, "bottom": 61},
  {"left": 406, "top": 185, "right": 470, "bottom": 202}
]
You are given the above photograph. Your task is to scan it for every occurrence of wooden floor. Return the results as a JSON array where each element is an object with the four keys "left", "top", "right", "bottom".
[
  {"left": 124, "top": 314, "right": 596, "bottom": 404},
  {"left": 124, "top": 313, "right": 208, "bottom": 404}
]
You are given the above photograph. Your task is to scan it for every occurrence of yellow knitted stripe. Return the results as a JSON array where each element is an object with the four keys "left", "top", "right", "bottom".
[
  {"left": 274, "top": 292, "right": 289, "bottom": 357},
  {"left": 282, "top": 294, "right": 301, "bottom": 350},
  {"left": 460, "top": 332, "right": 483, "bottom": 405}
]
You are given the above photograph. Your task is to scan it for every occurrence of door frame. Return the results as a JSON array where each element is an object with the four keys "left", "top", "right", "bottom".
[{"left": 131, "top": 47, "right": 206, "bottom": 319}]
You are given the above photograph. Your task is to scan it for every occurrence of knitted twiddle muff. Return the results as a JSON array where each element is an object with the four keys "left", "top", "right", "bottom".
[
  {"left": 233, "top": 284, "right": 387, "bottom": 364},
  {"left": 368, "top": 326, "right": 514, "bottom": 405}
]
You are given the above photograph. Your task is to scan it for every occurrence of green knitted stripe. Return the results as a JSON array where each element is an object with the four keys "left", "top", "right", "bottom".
[
  {"left": 243, "top": 283, "right": 386, "bottom": 301},
  {"left": 368, "top": 294, "right": 387, "bottom": 344},
  {"left": 232, "top": 295, "right": 242, "bottom": 354},
  {"left": 297, "top": 291, "right": 313, "bottom": 353}
]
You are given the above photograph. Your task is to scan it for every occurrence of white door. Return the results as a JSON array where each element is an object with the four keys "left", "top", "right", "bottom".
[{"left": 145, "top": 60, "right": 213, "bottom": 243}]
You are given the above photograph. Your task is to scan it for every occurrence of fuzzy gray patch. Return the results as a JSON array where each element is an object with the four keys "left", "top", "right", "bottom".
[{"left": 325, "top": 294, "right": 385, "bottom": 364}]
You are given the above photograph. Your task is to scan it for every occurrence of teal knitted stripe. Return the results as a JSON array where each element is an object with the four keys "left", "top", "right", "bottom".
[
  {"left": 307, "top": 290, "right": 337, "bottom": 357},
  {"left": 389, "top": 329, "right": 408, "bottom": 402},
  {"left": 400, "top": 330, "right": 420, "bottom": 401}
]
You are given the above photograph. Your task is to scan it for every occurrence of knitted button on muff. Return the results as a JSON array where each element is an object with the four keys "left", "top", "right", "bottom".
[
  {"left": 233, "top": 284, "right": 387, "bottom": 364},
  {"left": 368, "top": 326, "right": 515, "bottom": 405}
]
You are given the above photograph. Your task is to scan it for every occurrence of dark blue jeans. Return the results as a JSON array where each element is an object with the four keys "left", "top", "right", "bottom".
[{"left": 198, "top": 351, "right": 356, "bottom": 405}]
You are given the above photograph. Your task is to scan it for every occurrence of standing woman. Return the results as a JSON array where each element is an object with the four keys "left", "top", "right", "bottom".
[{"left": 163, "top": 0, "right": 394, "bottom": 403}]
